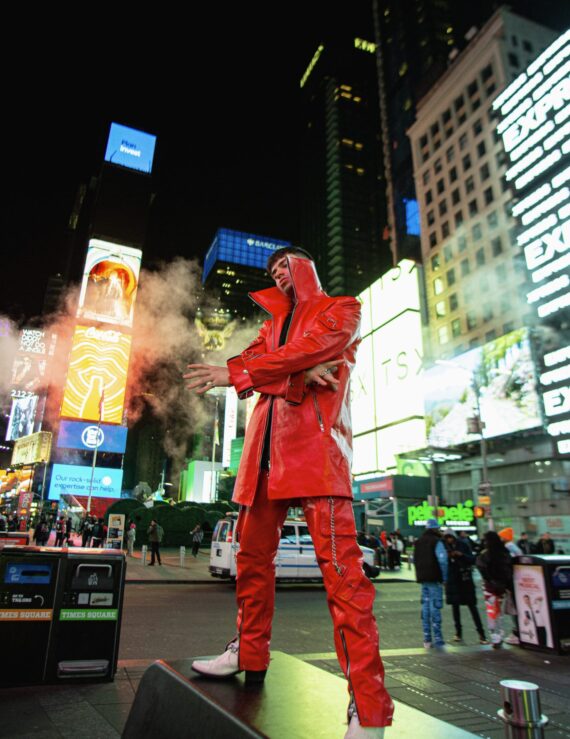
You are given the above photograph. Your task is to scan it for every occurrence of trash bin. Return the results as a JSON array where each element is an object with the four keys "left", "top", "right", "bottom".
[
  {"left": 0, "top": 531, "right": 31, "bottom": 546},
  {"left": 0, "top": 545, "right": 126, "bottom": 685},
  {"left": 0, "top": 545, "right": 63, "bottom": 685},
  {"left": 46, "top": 548, "right": 126, "bottom": 681},
  {"left": 513, "top": 554, "right": 570, "bottom": 654}
]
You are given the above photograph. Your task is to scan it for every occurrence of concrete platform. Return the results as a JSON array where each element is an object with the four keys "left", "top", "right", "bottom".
[{"left": 123, "top": 651, "right": 477, "bottom": 738}]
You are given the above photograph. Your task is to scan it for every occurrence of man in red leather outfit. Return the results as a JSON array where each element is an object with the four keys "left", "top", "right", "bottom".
[{"left": 185, "top": 248, "right": 393, "bottom": 737}]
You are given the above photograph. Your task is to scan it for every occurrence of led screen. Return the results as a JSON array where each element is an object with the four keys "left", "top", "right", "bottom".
[
  {"left": 61, "top": 326, "right": 131, "bottom": 424},
  {"left": 77, "top": 239, "right": 142, "bottom": 327},
  {"left": 104, "top": 122, "right": 156, "bottom": 174},
  {"left": 48, "top": 464, "right": 123, "bottom": 500},
  {"left": 202, "top": 228, "right": 291, "bottom": 282},
  {"left": 424, "top": 328, "right": 542, "bottom": 447},
  {"left": 57, "top": 421, "right": 128, "bottom": 454},
  {"left": 6, "top": 394, "right": 39, "bottom": 441}
]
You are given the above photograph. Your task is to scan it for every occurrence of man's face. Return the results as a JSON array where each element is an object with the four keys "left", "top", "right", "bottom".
[{"left": 270, "top": 256, "right": 294, "bottom": 296}]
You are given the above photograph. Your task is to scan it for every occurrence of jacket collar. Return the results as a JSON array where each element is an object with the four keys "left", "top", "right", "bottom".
[{"left": 248, "top": 255, "right": 326, "bottom": 316}]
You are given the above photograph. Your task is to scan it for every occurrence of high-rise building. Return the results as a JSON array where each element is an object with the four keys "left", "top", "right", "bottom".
[
  {"left": 202, "top": 228, "right": 291, "bottom": 317},
  {"left": 299, "top": 23, "right": 390, "bottom": 297},
  {"left": 407, "top": 8, "right": 556, "bottom": 359}
]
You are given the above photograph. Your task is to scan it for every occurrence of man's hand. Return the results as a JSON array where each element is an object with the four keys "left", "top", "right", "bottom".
[
  {"left": 304, "top": 359, "right": 345, "bottom": 391},
  {"left": 184, "top": 363, "right": 231, "bottom": 394}
]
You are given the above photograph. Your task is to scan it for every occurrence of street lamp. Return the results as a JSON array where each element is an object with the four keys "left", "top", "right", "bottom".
[{"left": 435, "top": 359, "right": 495, "bottom": 531}]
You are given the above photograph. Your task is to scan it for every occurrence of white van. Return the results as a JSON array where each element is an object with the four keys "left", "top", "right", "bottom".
[{"left": 210, "top": 513, "right": 380, "bottom": 581}]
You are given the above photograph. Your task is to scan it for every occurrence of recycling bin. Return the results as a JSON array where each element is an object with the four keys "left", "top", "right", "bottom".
[
  {"left": 0, "top": 546, "right": 63, "bottom": 685},
  {"left": 46, "top": 548, "right": 126, "bottom": 681},
  {"left": 513, "top": 554, "right": 570, "bottom": 655},
  {"left": 0, "top": 546, "right": 126, "bottom": 685}
]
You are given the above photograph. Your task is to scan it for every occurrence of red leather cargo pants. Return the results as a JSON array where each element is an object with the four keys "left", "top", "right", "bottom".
[{"left": 235, "top": 474, "right": 394, "bottom": 728}]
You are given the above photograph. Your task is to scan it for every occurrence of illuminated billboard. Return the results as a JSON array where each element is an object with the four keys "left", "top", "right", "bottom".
[
  {"left": 77, "top": 239, "right": 142, "bottom": 327},
  {"left": 104, "top": 122, "right": 156, "bottom": 174},
  {"left": 48, "top": 464, "right": 123, "bottom": 500},
  {"left": 6, "top": 394, "right": 39, "bottom": 441},
  {"left": 61, "top": 326, "right": 131, "bottom": 424},
  {"left": 57, "top": 421, "right": 127, "bottom": 454},
  {"left": 424, "top": 328, "right": 542, "bottom": 448},
  {"left": 493, "top": 31, "right": 570, "bottom": 455},
  {"left": 12, "top": 431, "right": 52, "bottom": 466},
  {"left": 202, "top": 228, "right": 291, "bottom": 283},
  {"left": 351, "top": 260, "right": 426, "bottom": 475}
]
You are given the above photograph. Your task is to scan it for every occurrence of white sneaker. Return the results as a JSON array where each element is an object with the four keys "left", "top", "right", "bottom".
[
  {"left": 192, "top": 639, "right": 240, "bottom": 678},
  {"left": 505, "top": 634, "right": 520, "bottom": 645},
  {"left": 344, "top": 702, "right": 386, "bottom": 738}
]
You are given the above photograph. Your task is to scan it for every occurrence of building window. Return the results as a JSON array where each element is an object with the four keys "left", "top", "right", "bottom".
[
  {"left": 444, "top": 244, "right": 453, "bottom": 262},
  {"left": 425, "top": 189, "right": 433, "bottom": 205},
  {"left": 469, "top": 199, "right": 478, "bottom": 216},
  {"left": 420, "top": 134, "right": 428, "bottom": 149},
  {"left": 496, "top": 263, "right": 507, "bottom": 283},
  {"left": 480, "top": 276, "right": 489, "bottom": 293},
  {"left": 455, "top": 210, "right": 464, "bottom": 227},
  {"left": 447, "top": 267, "right": 456, "bottom": 286},
  {"left": 483, "top": 304, "right": 494, "bottom": 322},
  {"left": 485, "top": 329, "right": 497, "bottom": 342},
  {"left": 452, "top": 318, "right": 462, "bottom": 338},
  {"left": 473, "top": 118, "right": 483, "bottom": 136},
  {"left": 467, "top": 311, "right": 477, "bottom": 330},
  {"left": 443, "top": 109, "right": 451, "bottom": 124},
  {"left": 454, "top": 94, "right": 464, "bottom": 111},
  {"left": 458, "top": 236, "right": 467, "bottom": 252},
  {"left": 467, "top": 80, "right": 478, "bottom": 97},
  {"left": 484, "top": 186, "right": 494, "bottom": 205},
  {"left": 462, "top": 154, "right": 472, "bottom": 172},
  {"left": 522, "top": 39, "right": 533, "bottom": 53},
  {"left": 434, "top": 277, "right": 444, "bottom": 295},
  {"left": 465, "top": 175, "right": 475, "bottom": 194},
  {"left": 439, "top": 200, "right": 448, "bottom": 216},
  {"left": 437, "top": 178, "right": 445, "bottom": 195},
  {"left": 501, "top": 296, "right": 511, "bottom": 313},
  {"left": 451, "top": 188, "right": 460, "bottom": 205},
  {"left": 477, "top": 140, "right": 486, "bottom": 158},
  {"left": 434, "top": 158, "right": 443, "bottom": 174},
  {"left": 486, "top": 82, "right": 496, "bottom": 96},
  {"left": 446, "top": 146, "right": 454, "bottom": 163},
  {"left": 429, "top": 231, "right": 437, "bottom": 248},
  {"left": 431, "top": 254, "right": 440, "bottom": 270},
  {"left": 476, "top": 247, "right": 485, "bottom": 266},
  {"left": 423, "top": 170, "right": 430, "bottom": 185},
  {"left": 480, "top": 163, "right": 490, "bottom": 181},
  {"left": 487, "top": 210, "right": 498, "bottom": 229},
  {"left": 460, "top": 258, "right": 470, "bottom": 276},
  {"left": 427, "top": 210, "right": 435, "bottom": 226},
  {"left": 438, "top": 325, "right": 449, "bottom": 345},
  {"left": 449, "top": 293, "right": 459, "bottom": 311},
  {"left": 481, "top": 63, "right": 493, "bottom": 82},
  {"left": 459, "top": 133, "right": 468, "bottom": 151},
  {"left": 508, "top": 52, "right": 520, "bottom": 68},
  {"left": 449, "top": 168, "right": 458, "bottom": 185},
  {"left": 491, "top": 236, "right": 503, "bottom": 256},
  {"left": 472, "top": 223, "right": 482, "bottom": 241},
  {"left": 504, "top": 321, "right": 515, "bottom": 333},
  {"left": 442, "top": 221, "right": 450, "bottom": 239},
  {"left": 435, "top": 300, "right": 446, "bottom": 317}
]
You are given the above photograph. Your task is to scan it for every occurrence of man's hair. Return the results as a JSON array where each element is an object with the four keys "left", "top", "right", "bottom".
[{"left": 266, "top": 246, "right": 314, "bottom": 273}]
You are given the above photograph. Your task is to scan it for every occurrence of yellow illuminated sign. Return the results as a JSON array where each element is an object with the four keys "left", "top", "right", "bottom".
[
  {"left": 11, "top": 431, "right": 52, "bottom": 466},
  {"left": 300, "top": 44, "right": 324, "bottom": 88},
  {"left": 61, "top": 326, "right": 131, "bottom": 424},
  {"left": 354, "top": 38, "right": 376, "bottom": 54}
]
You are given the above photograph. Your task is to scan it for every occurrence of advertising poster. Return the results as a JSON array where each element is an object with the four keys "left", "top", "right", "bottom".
[
  {"left": 57, "top": 421, "right": 127, "bottom": 454},
  {"left": 10, "top": 354, "right": 47, "bottom": 394},
  {"left": 104, "top": 122, "right": 157, "bottom": 174},
  {"left": 514, "top": 564, "right": 553, "bottom": 648},
  {"left": 77, "top": 240, "right": 142, "bottom": 327},
  {"left": 48, "top": 464, "right": 123, "bottom": 500},
  {"left": 105, "top": 513, "right": 125, "bottom": 550},
  {"left": 61, "top": 326, "right": 131, "bottom": 424},
  {"left": 12, "top": 431, "right": 52, "bottom": 466},
  {"left": 6, "top": 394, "right": 39, "bottom": 441}
]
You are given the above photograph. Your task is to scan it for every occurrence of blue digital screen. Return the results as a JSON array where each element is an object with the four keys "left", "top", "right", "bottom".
[
  {"left": 5, "top": 563, "right": 52, "bottom": 585},
  {"left": 202, "top": 228, "right": 291, "bottom": 283},
  {"left": 57, "top": 421, "right": 128, "bottom": 454},
  {"left": 403, "top": 198, "right": 420, "bottom": 236},
  {"left": 48, "top": 464, "right": 123, "bottom": 500},
  {"left": 104, "top": 123, "right": 156, "bottom": 174}
]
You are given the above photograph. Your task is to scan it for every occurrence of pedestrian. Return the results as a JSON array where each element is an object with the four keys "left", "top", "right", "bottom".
[
  {"left": 476, "top": 531, "right": 513, "bottom": 648},
  {"left": 7, "top": 514, "right": 17, "bottom": 532},
  {"left": 442, "top": 529, "right": 488, "bottom": 645},
  {"left": 54, "top": 516, "right": 66, "bottom": 546},
  {"left": 148, "top": 519, "right": 163, "bottom": 565},
  {"left": 64, "top": 516, "right": 73, "bottom": 545},
  {"left": 394, "top": 535, "right": 404, "bottom": 569},
  {"left": 80, "top": 516, "right": 93, "bottom": 548},
  {"left": 536, "top": 532, "right": 555, "bottom": 554},
  {"left": 498, "top": 528, "right": 523, "bottom": 646},
  {"left": 33, "top": 516, "right": 49, "bottom": 546},
  {"left": 0, "top": 512, "right": 7, "bottom": 532},
  {"left": 517, "top": 532, "right": 533, "bottom": 554},
  {"left": 91, "top": 518, "right": 105, "bottom": 548},
  {"left": 191, "top": 524, "right": 204, "bottom": 557},
  {"left": 126, "top": 523, "right": 136, "bottom": 556},
  {"left": 185, "top": 247, "right": 393, "bottom": 737},
  {"left": 414, "top": 519, "right": 448, "bottom": 649}
]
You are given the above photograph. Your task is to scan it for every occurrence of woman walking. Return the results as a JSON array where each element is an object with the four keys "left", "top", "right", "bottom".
[
  {"left": 476, "top": 531, "right": 513, "bottom": 648},
  {"left": 443, "top": 530, "right": 488, "bottom": 644}
]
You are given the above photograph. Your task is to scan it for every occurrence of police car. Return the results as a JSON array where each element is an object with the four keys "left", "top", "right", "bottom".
[{"left": 209, "top": 513, "right": 380, "bottom": 581}]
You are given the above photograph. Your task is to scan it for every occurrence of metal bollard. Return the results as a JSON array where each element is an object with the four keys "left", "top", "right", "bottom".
[
  {"left": 498, "top": 680, "right": 548, "bottom": 739},
  {"left": 180, "top": 546, "right": 186, "bottom": 567},
  {"left": 141, "top": 545, "right": 148, "bottom": 566}
]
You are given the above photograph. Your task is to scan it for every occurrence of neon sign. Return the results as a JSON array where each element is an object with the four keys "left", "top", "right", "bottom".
[{"left": 407, "top": 500, "right": 475, "bottom": 527}]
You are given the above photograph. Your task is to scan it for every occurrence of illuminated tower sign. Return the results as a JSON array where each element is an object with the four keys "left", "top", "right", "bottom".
[{"left": 494, "top": 30, "right": 570, "bottom": 456}]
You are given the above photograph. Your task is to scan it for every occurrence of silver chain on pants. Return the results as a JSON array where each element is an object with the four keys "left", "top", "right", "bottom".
[{"left": 329, "top": 496, "right": 343, "bottom": 575}]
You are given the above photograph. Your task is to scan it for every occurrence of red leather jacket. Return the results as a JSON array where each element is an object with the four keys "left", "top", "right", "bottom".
[{"left": 227, "top": 255, "right": 361, "bottom": 506}]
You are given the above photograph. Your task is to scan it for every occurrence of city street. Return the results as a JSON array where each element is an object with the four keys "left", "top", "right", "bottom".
[{"left": 2, "top": 553, "right": 570, "bottom": 738}]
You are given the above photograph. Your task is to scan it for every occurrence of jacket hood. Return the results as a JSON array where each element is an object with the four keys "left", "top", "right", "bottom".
[{"left": 248, "top": 255, "right": 326, "bottom": 315}]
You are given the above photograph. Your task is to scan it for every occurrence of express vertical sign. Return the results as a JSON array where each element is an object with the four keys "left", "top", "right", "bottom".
[{"left": 493, "top": 30, "right": 570, "bottom": 456}]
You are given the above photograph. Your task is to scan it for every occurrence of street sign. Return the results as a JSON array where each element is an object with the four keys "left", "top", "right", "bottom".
[
  {"left": 478, "top": 495, "right": 491, "bottom": 505},
  {"left": 478, "top": 481, "right": 492, "bottom": 494}
]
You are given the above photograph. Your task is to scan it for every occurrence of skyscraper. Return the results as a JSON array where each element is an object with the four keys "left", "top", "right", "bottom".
[{"left": 299, "top": 18, "right": 390, "bottom": 297}]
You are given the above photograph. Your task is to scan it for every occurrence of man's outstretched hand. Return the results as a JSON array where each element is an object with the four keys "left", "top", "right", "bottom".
[
  {"left": 184, "top": 364, "right": 231, "bottom": 394},
  {"left": 304, "top": 359, "right": 345, "bottom": 391}
]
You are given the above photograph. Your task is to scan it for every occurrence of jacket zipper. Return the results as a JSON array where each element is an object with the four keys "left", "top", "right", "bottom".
[
  {"left": 312, "top": 389, "right": 325, "bottom": 432},
  {"left": 339, "top": 627, "right": 361, "bottom": 721}
]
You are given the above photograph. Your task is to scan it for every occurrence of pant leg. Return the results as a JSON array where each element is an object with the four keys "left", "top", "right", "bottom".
[
  {"left": 421, "top": 584, "right": 433, "bottom": 643},
  {"left": 150, "top": 542, "right": 157, "bottom": 564},
  {"left": 235, "top": 474, "right": 290, "bottom": 671},
  {"left": 468, "top": 602, "right": 485, "bottom": 638},
  {"left": 483, "top": 586, "right": 503, "bottom": 643},
  {"left": 452, "top": 603, "right": 462, "bottom": 637},
  {"left": 156, "top": 543, "right": 162, "bottom": 564},
  {"left": 302, "top": 496, "right": 393, "bottom": 728},
  {"left": 431, "top": 584, "right": 444, "bottom": 645}
]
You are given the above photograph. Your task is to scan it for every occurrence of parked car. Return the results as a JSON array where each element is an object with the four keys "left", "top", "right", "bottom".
[{"left": 210, "top": 513, "right": 380, "bottom": 581}]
